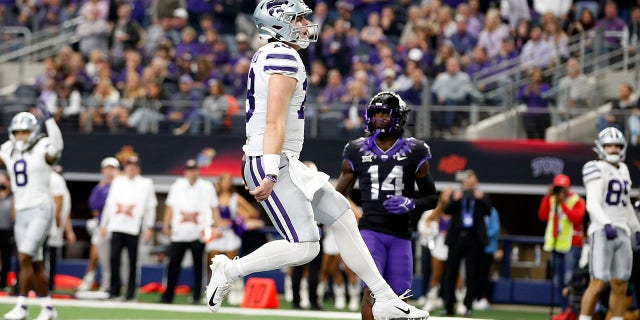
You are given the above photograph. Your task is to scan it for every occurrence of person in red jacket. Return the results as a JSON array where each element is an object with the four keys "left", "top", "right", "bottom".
[{"left": 538, "top": 173, "right": 586, "bottom": 307}]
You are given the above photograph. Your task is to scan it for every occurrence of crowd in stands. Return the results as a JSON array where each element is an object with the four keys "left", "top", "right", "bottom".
[{"left": 1, "top": 0, "right": 640, "bottom": 138}]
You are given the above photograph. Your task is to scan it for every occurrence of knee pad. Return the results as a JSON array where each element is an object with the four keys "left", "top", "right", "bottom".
[{"left": 290, "top": 241, "right": 320, "bottom": 266}]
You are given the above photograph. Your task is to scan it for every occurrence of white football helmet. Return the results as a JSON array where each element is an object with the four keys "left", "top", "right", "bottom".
[
  {"left": 594, "top": 127, "right": 627, "bottom": 164},
  {"left": 254, "top": 0, "right": 319, "bottom": 49},
  {"left": 9, "top": 112, "right": 40, "bottom": 152}
]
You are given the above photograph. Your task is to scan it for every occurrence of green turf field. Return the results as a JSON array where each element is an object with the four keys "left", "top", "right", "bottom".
[{"left": 0, "top": 292, "right": 552, "bottom": 319}]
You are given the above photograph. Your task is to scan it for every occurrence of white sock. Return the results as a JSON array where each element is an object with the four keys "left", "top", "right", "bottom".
[
  {"left": 610, "top": 317, "right": 623, "bottom": 320},
  {"left": 38, "top": 296, "right": 53, "bottom": 309},
  {"left": 17, "top": 295, "right": 27, "bottom": 309},
  {"left": 578, "top": 315, "right": 592, "bottom": 320},
  {"left": 225, "top": 240, "right": 320, "bottom": 280},
  {"left": 329, "top": 210, "right": 393, "bottom": 299}
]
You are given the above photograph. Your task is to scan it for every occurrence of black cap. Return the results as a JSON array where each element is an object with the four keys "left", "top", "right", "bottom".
[{"left": 185, "top": 159, "right": 198, "bottom": 170}]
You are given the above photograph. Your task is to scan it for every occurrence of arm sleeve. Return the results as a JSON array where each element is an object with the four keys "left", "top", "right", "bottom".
[
  {"left": 585, "top": 178, "right": 612, "bottom": 226},
  {"left": 538, "top": 195, "right": 551, "bottom": 222},
  {"left": 44, "top": 118, "right": 63, "bottom": 159},
  {"left": 487, "top": 208, "right": 500, "bottom": 238}
]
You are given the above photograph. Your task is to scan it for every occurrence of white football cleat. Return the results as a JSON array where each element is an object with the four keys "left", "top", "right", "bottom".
[
  {"left": 33, "top": 308, "right": 57, "bottom": 320},
  {"left": 372, "top": 290, "right": 430, "bottom": 320},
  {"left": 3, "top": 305, "right": 28, "bottom": 320},
  {"left": 205, "top": 255, "right": 233, "bottom": 312}
]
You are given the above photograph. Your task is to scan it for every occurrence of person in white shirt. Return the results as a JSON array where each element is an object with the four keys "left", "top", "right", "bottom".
[
  {"left": 0, "top": 106, "right": 63, "bottom": 320},
  {"left": 205, "top": 1, "right": 430, "bottom": 319},
  {"left": 160, "top": 159, "right": 218, "bottom": 304},
  {"left": 579, "top": 128, "right": 640, "bottom": 320},
  {"left": 46, "top": 166, "right": 75, "bottom": 292},
  {"left": 77, "top": 157, "right": 121, "bottom": 293},
  {"left": 100, "top": 156, "right": 157, "bottom": 301}
]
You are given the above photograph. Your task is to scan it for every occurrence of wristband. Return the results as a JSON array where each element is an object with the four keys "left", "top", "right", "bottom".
[
  {"left": 265, "top": 174, "right": 277, "bottom": 183},
  {"left": 263, "top": 154, "right": 280, "bottom": 176}
]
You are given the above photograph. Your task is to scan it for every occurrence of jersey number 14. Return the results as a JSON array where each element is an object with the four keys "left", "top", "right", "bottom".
[{"left": 368, "top": 165, "right": 404, "bottom": 200}]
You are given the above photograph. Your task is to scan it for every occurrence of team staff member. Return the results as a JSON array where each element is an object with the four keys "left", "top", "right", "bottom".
[
  {"left": 160, "top": 159, "right": 218, "bottom": 304},
  {"left": 46, "top": 166, "right": 75, "bottom": 291},
  {"left": 100, "top": 156, "right": 157, "bottom": 301}
]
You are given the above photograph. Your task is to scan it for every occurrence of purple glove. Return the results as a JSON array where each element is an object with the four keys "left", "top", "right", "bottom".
[
  {"left": 635, "top": 232, "right": 640, "bottom": 249},
  {"left": 37, "top": 99, "right": 52, "bottom": 119},
  {"left": 604, "top": 224, "right": 618, "bottom": 240},
  {"left": 383, "top": 196, "right": 415, "bottom": 214}
]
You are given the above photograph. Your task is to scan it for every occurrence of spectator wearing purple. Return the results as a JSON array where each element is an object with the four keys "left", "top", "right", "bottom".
[
  {"left": 595, "top": 2, "right": 629, "bottom": 51},
  {"left": 322, "top": 18, "right": 358, "bottom": 77},
  {"left": 175, "top": 27, "right": 201, "bottom": 61},
  {"left": 465, "top": 46, "right": 491, "bottom": 82},
  {"left": 318, "top": 69, "right": 347, "bottom": 109},
  {"left": 0, "top": 0, "right": 16, "bottom": 27},
  {"left": 477, "top": 9, "right": 510, "bottom": 59},
  {"left": 519, "top": 24, "right": 557, "bottom": 71},
  {"left": 518, "top": 68, "right": 551, "bottom": 139},
  {"left": 448, "top": 14, "right": 477, "bottom": 57},
  {"left": 186, "top": 0, "right": 214, "bottom": 30},
  {"left": 466, "top": 0, "right": 485, "bottom": 37},
  {"left": 115, "top": 51, "right": 143, "bottom": 92},
  {"left": 36, "top": 1, "right": 67, "bottom": 30},
  {"left": 222, "top": 57, "right": 249, "bottom": 98},
  {"left": 109, "top": 3, "right": 142, "bottom": 71},
  {"left": 399, "top": 67, "right": 427, "bottom": 106},
  {"left": 455, "top": 3, "right": 482, "bottom": 39}
]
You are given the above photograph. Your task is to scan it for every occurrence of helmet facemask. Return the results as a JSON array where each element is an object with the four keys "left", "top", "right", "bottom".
[
  {"left": 594, "top": 127, "right": 627, "bottom": 164},
  {"left": 255, "top": 0, "right": 319, "bottom": 48},
  {"left": 364, "top": 92, "right": 409, "bottom": 137},
  {"left": 9, "top": 112, "right": 40, "bottom": 152}
]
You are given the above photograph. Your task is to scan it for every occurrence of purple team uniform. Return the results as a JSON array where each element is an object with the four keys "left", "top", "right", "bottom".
[{"left": 343, "top": 136, "right": 432, "bottom": 293}]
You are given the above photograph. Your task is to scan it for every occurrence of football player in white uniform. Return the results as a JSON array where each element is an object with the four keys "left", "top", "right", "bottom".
[
  {"left": 0, "top": 105, "right": 63, "bottom": 320},
  {"left": 205, "top": 1, "right": 430, "bottom": 319},
  {"left": 579, "top": 127, "right": 640, "bottom": 320}
]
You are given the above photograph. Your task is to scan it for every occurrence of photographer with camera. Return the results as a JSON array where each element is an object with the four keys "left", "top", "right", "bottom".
[
  {"left": 537, "top": 174, "right": 585, "bottom": 314},
  {"left": 441, "top": 170, "right": 491, "bottom": 317}
]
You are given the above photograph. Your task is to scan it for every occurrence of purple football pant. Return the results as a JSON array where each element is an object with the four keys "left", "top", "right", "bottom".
[{"left": 360, "top": 229, "right": 413, "bottom": 294}]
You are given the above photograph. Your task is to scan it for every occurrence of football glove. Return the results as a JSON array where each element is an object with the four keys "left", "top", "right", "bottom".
[
  {"left": 604, "top": 224, "right": 618, "bottom": 240},
  {"left": 383, "top": 196, "right": 415, "bottom": 214}
]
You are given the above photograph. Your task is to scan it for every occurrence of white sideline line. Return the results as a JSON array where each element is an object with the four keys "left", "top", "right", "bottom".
[{"left": 0, "top": 296, "right": 484, "bottom": 319}]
